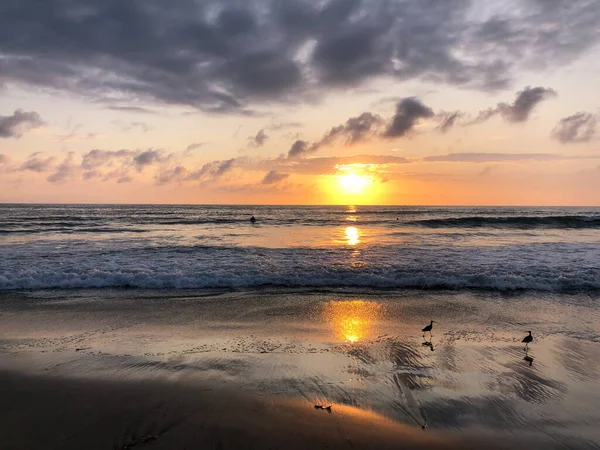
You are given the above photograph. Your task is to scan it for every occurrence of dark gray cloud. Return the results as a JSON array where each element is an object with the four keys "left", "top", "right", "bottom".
[
  {"left": 552, "top": 112, "right": 597, "bottom": 144},
  {"left": 469, "top": 86, "right": 556, "bottom": 125},
  {"left": 133, "top": 150, "right": 169, "bottom": 171},
  {"left": 261, "top": 170, "right": 289, "bottom": 184},
  {"left": 0, "top": 109, "right": 44, "bottom": 138},
  {"left": 1, "top": 1, "right": 598, "bottom": 110},
  {"left": 437, "top": 111, "right": 462, "bottom": 133},
  {"left": 215, "top": 158, "right": 235, "bottom": 176},
  {"left": 188, "top": 158, "right": 236, "bottom": 181},
  {"left": 249, "top": 129, "right": 268, "bottom": 148},
  {"left": 287, "top": 111, "right": 382, "bottom": 159},
  {"left": 19, "top": 154, "right": 56, "bottom": 172},
  {"left": 287, "top": 140, "right": 313, "bottom": 159},
  {"left": 320, "top": 112, "right": 382, "bottom": 145},
  {"left": 384, "top": 98, "right": 434, "bottom": 138},
  {"left": 499, "top": 86, "right": 556, "bottom": 122}
]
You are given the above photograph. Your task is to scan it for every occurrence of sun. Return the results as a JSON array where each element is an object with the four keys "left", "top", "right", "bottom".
[{"left": 338, "top": 173, "right": 371, "bottom": 194}]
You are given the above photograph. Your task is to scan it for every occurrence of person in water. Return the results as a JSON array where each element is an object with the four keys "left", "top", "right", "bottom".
[{"left": 250, "top": 215, "right": 256, "bottom": 223}]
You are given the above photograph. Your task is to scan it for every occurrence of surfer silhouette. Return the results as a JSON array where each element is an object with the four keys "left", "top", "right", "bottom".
[{"left": 250, "top": 215, "right": 256, "bottom": 223}]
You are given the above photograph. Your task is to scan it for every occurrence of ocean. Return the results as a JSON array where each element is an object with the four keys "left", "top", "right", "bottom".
[
  {"left": 2, "top": 204, "right": 600, "bottom": 448},
  {"left": 1, "top": 204, "right": 599, "bottom": 291}
]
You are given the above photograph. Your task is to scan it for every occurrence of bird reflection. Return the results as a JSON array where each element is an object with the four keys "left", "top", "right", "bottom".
[
  {"left": 523, "top": 348, "right": 534, "bottom": 366},
  {"left": 422, "top": 336, "right": 434, "bottom": 351}
]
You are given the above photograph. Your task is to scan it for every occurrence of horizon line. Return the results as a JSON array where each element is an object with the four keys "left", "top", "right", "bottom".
[{"left": 1, "top": 202, "right": 598, "bottom": 208}]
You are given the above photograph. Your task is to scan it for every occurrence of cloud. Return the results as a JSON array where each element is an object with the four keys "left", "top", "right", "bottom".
[
  {"left": 184, "top": 142, "right": 205, "bottom": 154},
  {"left": 19, "top": 154, "right": 56, "bottom": 172},
  {"left": 277, "top": 154, "right": 412, "bottom": 175},
  {"left": 215, "top": 158, "right": 235, "bottom": 176},
  {"left": 287, "top": 111, "right": 382, "bottom": 159},
  {"left": 384, "top": 98, "right": 434, "bottom": 138},
  {"left": 112, "top": 120, "right": 153, "bottom": 133},
  {"left": 107, "top": 106, "right": 158, "bottom": 114},
  {"left": 287, "top": 140, "right": 313, "bottom": 159},
  {"left": 437, "top": 111, "right": 462, "bottom": 133},
  {"left": 423, "top": 152, "right": 580, "bottom": 163},
  {"left": 267, "top": 122, "right": 302, "bottom": 131},
  {"left": 1, "top": 1, "right": 598, "bottom": 110},
  {"left": 261, "top": 170, "right": 289, "bottom": 184},
  {"left": 551, "top": 112, "right": 597, "bottom": 144},
  {"left": 320, "top": 112, "right": 383, "bottom": 145},
  {"left": 47, "top": 152, "right": 77, "bottom": 183},
  {"left": 0, "top": 109, "right": 44, "bottom": 138},
  {"left": 249, "top": 129, "right": 268, "bottom": 148},
  {"left": 155, "top": 166, "right": 189, "bottom": 185},
  {"left": 469, "top": 86, "right": 556, "bottom": 125},
  {"left": 133, "top": 150, "right": 169, "bottom": 171},
  {"left": 499, "top": 86, "right": 556, "bottom": 123},
  {"left": 81, "top": 149, "right": 135, "bottom": 170},
  {"left": 102, "top": 169, "right": 133, "bottom": 184},
  {"left": 187, "top": 158, "right": 236, "bottom": 181},
  {"left": 0, "top": 154, "right": 9, "bottom": 165}
]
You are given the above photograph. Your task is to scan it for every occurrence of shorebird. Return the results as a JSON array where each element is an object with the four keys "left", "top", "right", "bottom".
[
  {"left": 522, "top": 331, "right": 533, "bottom": 349},
  {"left": 422, "top": 320, "right": 435, "bottom": 338}
]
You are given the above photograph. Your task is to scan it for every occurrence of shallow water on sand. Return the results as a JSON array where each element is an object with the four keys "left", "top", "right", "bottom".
[{"left": 1, "top": 288, "right": 599, "bottom": 448}]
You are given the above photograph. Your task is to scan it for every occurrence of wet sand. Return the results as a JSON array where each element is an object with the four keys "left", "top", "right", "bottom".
[{"left": 1, "top": 288, "right": 599, "bottom": 449}]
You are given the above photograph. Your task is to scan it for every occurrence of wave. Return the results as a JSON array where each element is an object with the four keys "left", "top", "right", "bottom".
[
  {"left": 0, "top": 227, "right": 150, "bottom": 235},
  {"left": 408, "top": 215, "right": 600, "bottom": 229},
  {"left": 2, "top": 267, "right": 599, "bottom": 292}
]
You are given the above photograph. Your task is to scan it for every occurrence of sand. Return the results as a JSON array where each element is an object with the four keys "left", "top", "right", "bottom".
[
  {"left": 1, "top": 288, "right": 599, "bottom": 449},
  {"left": 1, "top": 370, "right": 506, "bottom": 450}
]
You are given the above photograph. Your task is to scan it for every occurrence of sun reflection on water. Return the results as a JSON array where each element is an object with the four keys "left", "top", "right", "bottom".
[
  {"left": 324, "top": 301, "right": 383, "bottom": 343},
  {"left": 345, "top": 226, "right": 360, "bottom": 245}
]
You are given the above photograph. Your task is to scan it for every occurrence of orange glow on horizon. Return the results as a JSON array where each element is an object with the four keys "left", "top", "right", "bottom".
[{"left": 325, "top": 164, "right": 385, "bottom": 205}]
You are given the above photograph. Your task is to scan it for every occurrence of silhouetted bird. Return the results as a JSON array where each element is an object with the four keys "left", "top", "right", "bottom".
[
  {"left": 422, "top": 320, "right": 435, "bottom": 337},
  {"left": 522, "top": 331, "right": 533, "bottom": 349}
]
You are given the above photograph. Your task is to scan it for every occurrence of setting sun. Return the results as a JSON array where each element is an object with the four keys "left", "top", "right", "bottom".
[
  {"left": 324, "top": 166, "right": 384, "bottom": 205},
  {"left": 338, "top": 173, "right": 371, "bottom": 194}
]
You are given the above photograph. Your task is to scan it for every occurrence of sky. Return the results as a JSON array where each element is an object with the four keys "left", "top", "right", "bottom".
[{"left": 1, "top": 0, "right": 600, "bottom": 205}]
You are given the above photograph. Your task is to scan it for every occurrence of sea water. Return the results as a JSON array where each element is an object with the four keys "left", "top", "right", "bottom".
[{"left": 1, "top": 204, "right": 599, "bottom": 291}]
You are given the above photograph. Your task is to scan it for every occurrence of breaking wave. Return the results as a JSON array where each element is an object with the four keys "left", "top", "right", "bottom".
[{"left": 408, "top": 215, "right": 600, "bottom": 229}]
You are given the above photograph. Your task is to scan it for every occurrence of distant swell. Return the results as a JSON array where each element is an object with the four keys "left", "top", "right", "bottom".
[{"left": 408, "top": 215, "right": 600, "bottom": 229}]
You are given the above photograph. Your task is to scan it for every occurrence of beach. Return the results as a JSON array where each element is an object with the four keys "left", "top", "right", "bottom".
[{"left": 1, "top": 288, "right": 599, "bottom": 449}]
